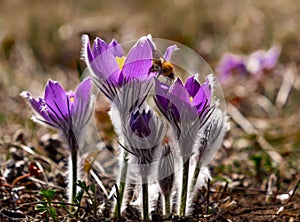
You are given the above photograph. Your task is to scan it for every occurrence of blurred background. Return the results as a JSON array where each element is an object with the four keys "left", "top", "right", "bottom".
[{"left": 1, "top": 0, "right": 300, "bottom": 166}]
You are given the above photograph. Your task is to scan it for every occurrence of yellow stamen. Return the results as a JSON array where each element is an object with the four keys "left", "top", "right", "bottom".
[
  {"left": 70, "top": 96, "right": 75, "bottom": 102},
  {"left": 115, "top": 56, "right": 125, "bottom": 70},
  {"left": 189, "top": 96, "right": 193, "bottom": 102}
]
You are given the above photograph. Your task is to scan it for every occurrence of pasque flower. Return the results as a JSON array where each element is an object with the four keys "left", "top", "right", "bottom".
[
  {"left": 155, "top": 74, "right": 214, "bottom": 145},
  {"left": 21, "top": 77, "right": 94, "bottom": 145},
  {"left": 155, "top": 74, "right": 215, "bottom": 217},
  {"left": 216, "top": 53, "right": 247, "bottom": 81},
  {"left": 82, "top": 35, "right": 158, "bottom": 218},
  {"left": 21, "top": 78, "right": 94, "bottom": 204},
  {"left": 82, "top": 34, "right": 155, "bottom": 102},
  {"left": 246, "top": 46, "right": 281, "bottom": 76},
  {"left": 122, "top": 107, "right": 165, "bottom": 220},
  {"left": 129, "top": 109, "right": 152, "bottom": 138},
  {"left": 217, "top": 46, "right": 280, "bottom": 81},
  {"left": 124, "top": 108, "right": 165, "bottom": 169}
]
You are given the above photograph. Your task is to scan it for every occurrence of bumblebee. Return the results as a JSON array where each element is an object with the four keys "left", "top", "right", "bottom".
[{"left": 150, "top": 57, "right": 175, "bottom": 81}]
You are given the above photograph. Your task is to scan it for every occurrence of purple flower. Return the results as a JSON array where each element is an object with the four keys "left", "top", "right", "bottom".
[
  {"left": 217, "top": 46, "right": 281, "bottom": 81},
  {"left": 163, "top": 45, "right": 178, "bottom": 61},
  {"left": 121, "top": 107, "right": 165, "bottom": 176},
  {"left": 155, "top": 75, "right": 212, "bottom": 127},
  {"left": 21, "top": 78, "right": 94, "bottom": 148},
  {"left": 130, "top": 109, "right": 152, "bottom": 137},
  {"left": 216, "top": 53, "right": 247, "bottom": 81},
  {"left": 246, "top": 46, "right": 281, "bottom": 76},
  {"left": 82, "top": 35, "right": 154, "bottom": 101},
  {"left": 154, "top": 74, "right": 215, "bottom": 156}
]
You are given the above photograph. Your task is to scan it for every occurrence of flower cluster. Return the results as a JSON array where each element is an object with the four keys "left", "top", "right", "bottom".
[
  {"left": 21, "top": 35, "right": 226, "bottom": 220},
  {"left": 217, "top": 46, "right": 280, "bottom": 81}
]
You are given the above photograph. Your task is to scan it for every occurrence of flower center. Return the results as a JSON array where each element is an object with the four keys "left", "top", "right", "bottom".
[
  {"left": 115, "top": 56, "right": 125, "bottom": 70},
  {"left": 70, "top": 96, "right": 75, "bottom": 103},
  {"left": 189, "top": 96, "right": 193, "bottom": 102}
]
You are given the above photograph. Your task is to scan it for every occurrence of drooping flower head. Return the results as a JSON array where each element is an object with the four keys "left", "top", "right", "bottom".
[
  {"left": 82, "top": 35, "right": 155, "bottom": 102},
  {"left": 121, "top": 107, "right": 165, "bottom": 177},
  {"left": 21, "top": 78, "right": 94, "bottom": 149},
  {"left": 130, "top": 109, "right": 152, "bottom": 138}
]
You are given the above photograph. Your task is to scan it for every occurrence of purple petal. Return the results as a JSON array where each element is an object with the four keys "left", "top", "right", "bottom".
[
  {"left": 142, "top": 109, "right": 152, "bottom": 123},
  {"left": 74, "top": 78, "right": 92, "bottom": 103},
  {"left": 163, "top": 45, "right": 178, "bottom": 61},
  {"left": 108, "top": 39, "right": 124, "bottom": 57},
  {"left": 185, "top": 75, "right": 200, "bottom": 98},
  {"left": 122, "top": 36, "right": 153, "bottom": 81},
  {"left": 193, "top": 87, "right": 208, "bottom": 113},
  {"left": 130, "top": 109, "right": 152, "bottom": 137},
  {"left": 44, "top": 80, "right": 69, "bottom": 119},
  {"left": 72, "top": 78, "right": 91, "bottom": 114},
  {"left": 72, "top": 77, "right": 92, "bottom": 127},
  {"left": 92, "top": 37, "right": 108, "bottom": 58},
  {"left": 169, "top": 78, "right": 190, "bottom": 104},
  {"left": 90, "top": 50, "right": 121, "bottom": 86},
  {"left": 145, "top": 34, "right": 157, "bottom": 52},
  {"left": 193, "top": 77, "right": 212, "bottom": 113},
  {"left": 21, "top": 92, "right": 49, "bottom": 121},
  {"left": 82, "top": 35, "right": 94, "bottom": 63},
  {"left": 154, "top": 78, "right": 171, "bottom": 114},
  {"left": 217, "top": 53, "right": 246, "bottom": 81},
  {"left": 169, "top": 78, "right": 197, "bottom": 118},
  {"left": 263, "top": 46, "right": 280, "bottom": 69}
]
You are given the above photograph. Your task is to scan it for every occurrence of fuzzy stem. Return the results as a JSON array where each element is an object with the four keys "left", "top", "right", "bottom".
[
  {"left": 179, "top": 157, "right": 190, "bottom": 217},
  {"left": 164, "top": 192, "right": 171, "bottom": 218},
  {"left": 67, "top": 130, "right": 79, "bottom": 206},
  {"left": 70, "top": 149, "right": 77, "bottom": 205},
  {"left": 190, "top": 162, "right": 201, "bottom": 193},
  {"left": 113, "top": 151, "right": 128, "bottom": 218},
  {"left": 142, "top": 176, "right": 149, "bottom": 221}
]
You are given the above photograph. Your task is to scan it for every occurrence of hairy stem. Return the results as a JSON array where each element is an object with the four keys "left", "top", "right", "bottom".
[
  {"left": 164, "top": 192, "right": 171, "bottom": 218},
  {"left": 190, "top": 162, "right": 201, "bottom": 193},
  {"left": 113, "top": 151, "right": 128, "bottom": 218},
  {"left": 70, "top": 149, "right": 77, "bottom": 205},
  {"left": 179, "top": 157, "right": 190, "bottom": 217},
  {"left": 142, "top": 176, "right": 149, "bottom": 221},
  {"left": 68, "top": 130, "right": 79, "bottom": 206}
]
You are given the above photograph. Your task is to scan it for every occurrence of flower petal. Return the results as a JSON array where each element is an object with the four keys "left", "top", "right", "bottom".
[
  {"left": 72, "top": 77, "right": 93, "bottom": 128},
  {"left": 154, "top": 78, "right": 170, "bottom": 114},
  {"left": 163, "top": 45, "right": 178, "bottom": 61},
  {"left": 75, "top": 77, "right": 92, "bottom": 103},
  {"left": 90, "top": 50, "right": 121, "bottom": 86},
  {"left": 193, "top": 86, "right": 208, "bottom": 112},
  {"left": 217, "top": 53, "right": 246, "bottom": 81},
  {"left": 122, "top": 36, "right": 153, "bottom": 81},
  {"left": 82, "top": 35, "right": 94, "bottom": 63},
  {"left": 169, "top": 78, "right": 190, "bottom": 104},
  {"left": 185, "top": 75, "right": 200, "bottom": 98},
  {"left": 129, "top": 109, "right": 152, "bottom": 137},
  {"left": 263, "top": 46, "right": 280, "bottom": 70},
  {"left": 44, "top": 80, "right": 69, "bottom": 120},
  {"left": 108, "top": 39, "right": 124, "bottom": 57},
  {"left": 92, "top": 37, "right": 108, "bottom": 58}
]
